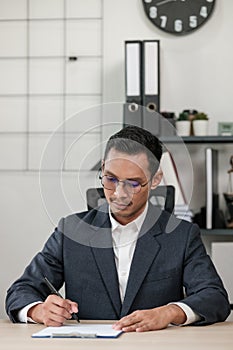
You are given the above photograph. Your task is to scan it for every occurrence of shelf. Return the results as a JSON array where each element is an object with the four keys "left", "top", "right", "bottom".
[
  {"left": 160, "top": 136, "right": 233, "bottom": 144},
  {"left": 201, "top": 229, "right": 233, "bottom": 236}
]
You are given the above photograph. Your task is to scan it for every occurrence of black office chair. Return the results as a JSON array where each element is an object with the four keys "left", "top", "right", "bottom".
[{"left": 86, "top": 185, "right": 175, "bottom": 213}]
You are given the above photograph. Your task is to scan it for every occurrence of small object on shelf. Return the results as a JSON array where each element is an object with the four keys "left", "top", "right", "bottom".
[
  {"left": 160, "top": 111, "right": 175, "bottom": 120},
  {"left": 182, "top": 109, "right": 198, "bottom": 120},
  {"left": 223, "top": 155, "right": 233, "bottom": 228},
  {"left": 160, "top": 111, "right": 176, "bottom": 136},
  {"left": 175, "top": 112, "right": 191, "bottom": 136},
  {"left": 182, "top": 109, "right": 198, "bottom": 135},
  {"left": 192, "top": 112, "right": 209, "bottom": 136},
  {"left": 218, "top": 122, "right": 233, "bottom": 136}
]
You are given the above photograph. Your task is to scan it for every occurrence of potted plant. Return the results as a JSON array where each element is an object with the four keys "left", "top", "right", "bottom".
[
  {"left": 175, "top": 112, "right": 191, "bottom": 136},
  {"left": 193, "top": 112, "right": 209, "bottom": 136}
]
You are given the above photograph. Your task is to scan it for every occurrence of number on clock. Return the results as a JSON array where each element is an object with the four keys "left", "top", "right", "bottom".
[{"left": 142, "top": 0, "right": 216, "bottom": 35}]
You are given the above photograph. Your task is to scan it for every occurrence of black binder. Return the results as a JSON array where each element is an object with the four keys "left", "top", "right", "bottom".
[
  {"left": 124, "top": 41, "right": 142, "bottom": 127},
  {"left": 142, "top": 40, "right": 160, "bottom": 134},
  {"left": 123, "top": 103, "right": 143, "bottom": 127}
]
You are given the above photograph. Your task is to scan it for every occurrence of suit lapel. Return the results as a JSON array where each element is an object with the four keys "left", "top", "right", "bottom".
[
  {"left": 90, "top": 206, "right": 121, "bottom": 318},
  {"left": 91, "top": 244, "right": 121, "bottom": 318},
  {"left": 121, "top": 207, "right": 162, "bottom": 317}
]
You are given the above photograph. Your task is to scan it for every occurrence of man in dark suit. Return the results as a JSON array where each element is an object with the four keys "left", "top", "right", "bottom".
[{"left": 6, "top": 126, "right": 230, "bottom": 331}]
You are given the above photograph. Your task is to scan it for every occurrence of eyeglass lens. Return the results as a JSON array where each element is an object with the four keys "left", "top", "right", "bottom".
[{"left": 101, "top": 175, "right": 141, "bottom": 193}]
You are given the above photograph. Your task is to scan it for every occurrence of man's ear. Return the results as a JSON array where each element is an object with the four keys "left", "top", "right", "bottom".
[{"left": 150, "top": 169, "right": 163, "bottom": 189}]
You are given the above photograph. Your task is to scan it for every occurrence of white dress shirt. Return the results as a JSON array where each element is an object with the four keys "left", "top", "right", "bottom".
[
  {"left": 18, "top": 202, "right": 199, "bottom": 325},
  {"left": 109, "top": 203, "right": 200, "bottom": 325},
  {"left": 110, "top": 203, "right": 148, "bottom": 302},
  {"left": 18, "top": 301, "right": 42, "bottom": 323}
]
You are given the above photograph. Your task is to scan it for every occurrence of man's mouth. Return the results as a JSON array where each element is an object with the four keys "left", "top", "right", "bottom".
[{"left": 110, "top": 201, "right": 132, "bottom": 210}]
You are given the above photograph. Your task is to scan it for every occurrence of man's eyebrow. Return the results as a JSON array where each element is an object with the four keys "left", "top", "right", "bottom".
[{"left": 103, "top": 170, "right": 117, "bottom": 177}]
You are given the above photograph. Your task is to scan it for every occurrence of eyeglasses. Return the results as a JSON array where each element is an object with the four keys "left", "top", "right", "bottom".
[{"left": 99, "top": 175, "right": 151, "bottom": 194}]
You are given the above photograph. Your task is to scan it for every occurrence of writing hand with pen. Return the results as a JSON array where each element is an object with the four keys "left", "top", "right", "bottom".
[{"left": 27, "top": 277, "right": 80, "bottom": 327}]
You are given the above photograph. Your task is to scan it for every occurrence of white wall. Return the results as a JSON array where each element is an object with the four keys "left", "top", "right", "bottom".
[
  {"left": 1, "top": 0, "right": 233, "bottom": 318},
  {"left": 0, "top": 0, "right": 103, "bottom": 318},
  {"left": 0, "top": 171, "right": 97, "bottom": 318}
]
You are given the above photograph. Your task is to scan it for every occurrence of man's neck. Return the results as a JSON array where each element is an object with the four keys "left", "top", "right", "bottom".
[{"left": 109, "top": 202, "right": 149, "bottom": 230}]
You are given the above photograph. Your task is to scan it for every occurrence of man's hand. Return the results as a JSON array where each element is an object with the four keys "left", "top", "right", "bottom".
[
  {"left": 28, "top": 295, "right": 78, "bottom": 326},
  {"left": 112, "top": 304, "right": 186, "bottom": 332}
]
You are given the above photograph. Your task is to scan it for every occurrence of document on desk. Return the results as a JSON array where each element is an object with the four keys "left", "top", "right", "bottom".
[{"left": 32, "top": 324, "right": 123, "bottom": 338}]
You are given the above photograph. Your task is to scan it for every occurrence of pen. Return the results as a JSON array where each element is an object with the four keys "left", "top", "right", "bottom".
[{"left": 44, "top": 276, "right": 80, "bottom": 323}]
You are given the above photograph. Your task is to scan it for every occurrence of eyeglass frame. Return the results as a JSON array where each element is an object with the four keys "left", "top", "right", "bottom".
[{"left": 99, "top": 174, "right": 152, "bottom": 194}]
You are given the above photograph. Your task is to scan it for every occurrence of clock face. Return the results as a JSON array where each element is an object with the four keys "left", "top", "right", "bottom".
[{"left": 142, "top": 0, "right": 216, "bottom": 35}]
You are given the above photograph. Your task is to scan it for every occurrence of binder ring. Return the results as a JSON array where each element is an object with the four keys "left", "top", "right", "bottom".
[
  {"left": 146, "top": 103, "right": 157, "bottom": 112},
  {"left": 128, "top": 103, "right": 139, "bottom": 112}
]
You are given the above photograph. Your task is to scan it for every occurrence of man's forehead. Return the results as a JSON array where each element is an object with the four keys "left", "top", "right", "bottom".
[
  {"left": 103, "top": 149, "right": 151, "bottom": 175},
  {"left": 105, "top": 148, "right": 148, "bottom": 163}
]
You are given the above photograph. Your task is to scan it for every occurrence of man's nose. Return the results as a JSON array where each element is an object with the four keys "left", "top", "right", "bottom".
[{"left": 114, "top": 182, "right": 130, "bottom": 197}]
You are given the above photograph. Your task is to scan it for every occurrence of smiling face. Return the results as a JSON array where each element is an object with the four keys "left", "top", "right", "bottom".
[{"left": 102, "top": 148, "right": 162, "bottom": 225}]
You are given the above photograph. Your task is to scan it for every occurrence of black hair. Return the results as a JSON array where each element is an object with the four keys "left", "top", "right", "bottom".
[{"left": 104, "top": 125, "right": 162, "bottom": 175}]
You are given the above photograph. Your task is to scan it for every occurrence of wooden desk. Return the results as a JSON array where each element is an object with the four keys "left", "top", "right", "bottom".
[{"left": 1, "top": 319, "right": 233, "bottom": 350}]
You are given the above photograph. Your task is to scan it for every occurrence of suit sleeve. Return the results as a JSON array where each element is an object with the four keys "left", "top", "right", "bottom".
[
  {"left": 181, "top": 223, "right": 231, "bottom": 324},
  {"left": 5, "top": 222, "right": 64, "bottom": 323}
]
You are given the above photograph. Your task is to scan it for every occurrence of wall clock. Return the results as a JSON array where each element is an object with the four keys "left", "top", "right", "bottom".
[{"left": 142, "top": 0, "right": 216, "bottom": 35}]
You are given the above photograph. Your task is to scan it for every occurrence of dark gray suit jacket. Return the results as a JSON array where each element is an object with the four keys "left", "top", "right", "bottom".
[{"left": 6, "top": 204, "right": 230, "bottom": 323}]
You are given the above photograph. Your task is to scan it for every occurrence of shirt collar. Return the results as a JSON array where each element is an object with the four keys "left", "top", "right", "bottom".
[{"left": 109, "top": 201, "right": 149, "bottom": 233}]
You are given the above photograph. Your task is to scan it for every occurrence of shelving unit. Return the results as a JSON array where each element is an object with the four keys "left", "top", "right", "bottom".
[
  {"left": 161, "top": 134, "right": 233, "bottom": 237},
  {"left": 201, "top": 229, "right": 233, "bottom": 236}
]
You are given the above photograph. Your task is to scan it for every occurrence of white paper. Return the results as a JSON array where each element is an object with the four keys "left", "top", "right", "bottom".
[{"left": 32, "top": 323, "right": 122, "bottom": 338}]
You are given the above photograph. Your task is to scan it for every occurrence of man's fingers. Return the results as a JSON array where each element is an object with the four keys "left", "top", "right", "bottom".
[
  {"left": 43, "top": 295, "right": 78, "bottom": 325},
  {"left": 43, "top": 312, "right": 67, "bottom": 327},
  {"left": 121, "top": 321, "right": 144, "bottom": 332},
  {"left": 113, "top": 311, "right": 141, "bottom": 330},
  {"left": 68, "top": 300, "right": 78, "bottom": 314},
  {"left": 113, "top": 307, "right": 175, "bottom": 332},
  {"left": 46, "top": 295, "right": 78, "bottom": 313},
  {"left": 45, "top": 302, "right": 72, "bottom": 320}
]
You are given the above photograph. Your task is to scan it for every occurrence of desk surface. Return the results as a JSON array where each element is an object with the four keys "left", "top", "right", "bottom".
[{"left": 1, "top": 319, "right": 233, "bottom": 350}]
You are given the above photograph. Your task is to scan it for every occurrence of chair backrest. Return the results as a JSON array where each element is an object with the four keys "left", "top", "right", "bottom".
[{"left": 86, "top": 185, "right": 175, "bottom": 213}]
